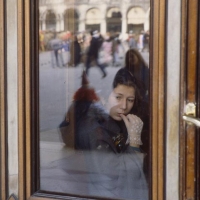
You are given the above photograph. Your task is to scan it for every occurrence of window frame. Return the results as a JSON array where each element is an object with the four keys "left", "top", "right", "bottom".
[
  {"left": 18, "top": 0, "right": 166, "bottom": 199},
  {"left": 0, "top": 0, "right": 8, "bottom": 199}
]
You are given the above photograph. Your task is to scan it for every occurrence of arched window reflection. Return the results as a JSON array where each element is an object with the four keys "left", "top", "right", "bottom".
[
  {"left": 86, "top": 8, "right": 101, "bottom": 31},
  {"left": 45, "top": 10, "right": 56, "bottom": 30},
  {"left": 106, "top": 7, "right": 122, "bottom": 32}
]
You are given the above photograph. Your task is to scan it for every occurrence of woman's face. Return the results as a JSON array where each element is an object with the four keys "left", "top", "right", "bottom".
[
  {"left": 107, "top": 84, "right": 135, "bottom": 121},
  {"left": 128, "top": 52, "right": 138, "bottom": 65}
]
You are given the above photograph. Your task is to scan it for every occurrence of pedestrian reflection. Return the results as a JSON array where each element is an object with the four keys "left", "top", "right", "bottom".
[
  {"left": 85, "top": 30, "right": 107, "bottom": 78},
  {"left": 59, "top": 70, "right": 109, "bottom": 149},
  {"left": 48, "top": 31, "right": 65, "bottom": 67},
  {"left": 125, "top": 48, "right": 149, "bottom": 102},
  {"left": 68, "top": 33, "right": 82, "bottom": 67}
]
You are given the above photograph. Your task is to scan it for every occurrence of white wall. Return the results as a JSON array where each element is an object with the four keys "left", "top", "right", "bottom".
[
  {"left": 7, "top": 0, "right": 18, "bottom": 196},
  {"left": 166, "top": 0, "right": 181, "bottom": 199}
]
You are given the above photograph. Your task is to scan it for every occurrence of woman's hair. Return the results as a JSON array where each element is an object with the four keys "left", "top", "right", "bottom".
[
  {"left": 112, "top": 68, "right": 147, "bottom": 117},
  {"left": 125, "top": 49, "right": 148, "bottom": 73}
]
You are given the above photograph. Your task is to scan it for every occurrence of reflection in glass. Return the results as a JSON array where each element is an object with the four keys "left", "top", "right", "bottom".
[{"left": 39, "top": 0, "right": 150, "bottom": 199}]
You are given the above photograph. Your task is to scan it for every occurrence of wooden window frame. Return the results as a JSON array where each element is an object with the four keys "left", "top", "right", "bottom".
[
  {"left": 179, "top": 0, "right": 199, "bottom": 199},
  {"left": 17, "top": 0, "right": 166, "bottom": 199},
  {"left": 0, "top": 0, "right": 8, "bottom": 199}
]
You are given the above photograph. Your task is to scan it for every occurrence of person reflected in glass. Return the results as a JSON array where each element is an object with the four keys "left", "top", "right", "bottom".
[
  {"left": 59, "top": 70, "right": 109, "bottom": 149},
  {"left": 49, "top": 31, "right": 65, "bottom": 67},
  {"left": 125, "top": 48, "right": 149, "bottom": 102},
  {"left": 85, "top": 30, "right": 107, "bottom": 78},
  {"left": 68, "top": 33, "right": 82, "bottom": 67}
]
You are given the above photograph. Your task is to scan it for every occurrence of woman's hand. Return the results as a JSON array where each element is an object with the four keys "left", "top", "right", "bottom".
[{"left": 120, "top": 114, "right": 143, "bottom": 147}]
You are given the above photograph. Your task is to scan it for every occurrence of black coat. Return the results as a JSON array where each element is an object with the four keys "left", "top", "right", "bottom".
[{"left": 87, "top": 35, "right": 104, "bottom": 58}]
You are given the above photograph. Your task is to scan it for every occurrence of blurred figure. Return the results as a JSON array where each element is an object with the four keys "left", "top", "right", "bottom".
[
  {"left": 85, "top": 30, "right": 107, "bottom": 78},
  {"left": 69, "top": 33, "right": 81, "bottom": 67},
  {"left": 39, "top": 30, "right": 45, "bottom": 52},
  {"left": 142, "top": 30, "right": 150, "bottom": 52},
  {"left": 59, "top": 70, "right": 109, "bottom": 149},
  {"left": 125, "top": 49, "right": 149, "bottom": 101},
  {"left": 138, "top": 30, "right": 144, "bottom": 52},
  {"left": 128, "top": 31, "right": 137, "bottom": 49},
  {"left": 112, "top": 33, "right": 121, "bottom": 66},
  {"left": 49, "top": 32, "right": 65, "bottom": 67},
  {"left": 98, "top": 32, "right": 113, "bottom": 66}
]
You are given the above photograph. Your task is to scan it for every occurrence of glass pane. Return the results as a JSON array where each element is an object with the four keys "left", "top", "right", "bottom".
[{"left": 39, "top": 0, "right": 150, "bottom": 199}]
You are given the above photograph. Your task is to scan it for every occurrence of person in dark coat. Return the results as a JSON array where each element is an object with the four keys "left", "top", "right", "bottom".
[
  {"left": 85, "top": 30, "right": 107, "bottom": 78},
  {"left": 69, "top": 33, "right": 81, "bottom": 67},
  {"left": 60, "top": 70, "right": 109, "bottom": 149}
]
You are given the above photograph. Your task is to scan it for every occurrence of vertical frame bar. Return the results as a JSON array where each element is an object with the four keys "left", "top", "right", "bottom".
[
  {"left": 0, "top": 0, "right": 8, "bottom": 199},
  {"left": 24, "top": 0, "right": 32, "bottom": 198},
  {"left": 151, "top": 0, "right": 166, "bottom": 199},
  {"left": 180, "top": 0, "right": 198, "bottom": 199},
  {"left": 180, "top": 0, "right": 199, "bottom": 199},
  {"left": 17, "top": 0, "right": 25, "bottom": 199}
]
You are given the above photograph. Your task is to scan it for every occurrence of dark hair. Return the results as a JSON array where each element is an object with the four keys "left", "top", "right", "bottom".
[
  {"left": 112, "top": 68, "right": 144, "bottom": 115},
  {"left": 125, "top": 49, "right": 148, "bottom": 73}
]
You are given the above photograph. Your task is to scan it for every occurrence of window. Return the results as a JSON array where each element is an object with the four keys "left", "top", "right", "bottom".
[{"left": 18, "top": 0, "right": 166, "bottom": 199}]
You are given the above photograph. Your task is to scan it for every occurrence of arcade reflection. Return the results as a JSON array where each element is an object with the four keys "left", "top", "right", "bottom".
[{"left": 39, "top": 0, "right": 150, "bottom": 199}]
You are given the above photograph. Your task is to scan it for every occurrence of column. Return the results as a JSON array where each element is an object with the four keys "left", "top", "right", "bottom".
[
  {"left": 79, "top": 20, "right": 85, "bottom": 32},
  {"left": 121, "top": 17, "right": 127, "bottom": 38},
  {"left": 100, "top": 19, "right": 106, "bottom": 34},
  {"left": 42, "top": 19, "right": 46, "bottom": 30},
  {"left": 60, "top": 14, "right": 65, "bottom": 31}
]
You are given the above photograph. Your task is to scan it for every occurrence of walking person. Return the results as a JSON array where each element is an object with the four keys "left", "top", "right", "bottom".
[
  {"left": 142, "top": 30, "right": 150, "bottom": 52},
  {"left": 49, "top": 32, "right": 65, "bottom": 67},
  {"left": 128, "top": 32, "right": 137, "bottom": 50},
  {"left": 85, "top": 30, "right": 107, "bottom": 78}
]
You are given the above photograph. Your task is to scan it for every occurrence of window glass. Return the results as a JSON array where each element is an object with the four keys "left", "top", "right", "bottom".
[{"left": 39, "top": 0, "right": 150, "bottom": 199}]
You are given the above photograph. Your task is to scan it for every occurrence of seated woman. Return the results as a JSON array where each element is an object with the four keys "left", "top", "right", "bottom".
[
  {"left": 84, "top": 68, "right": 148, "bottom": 200},
  {"left": 58, "top": 68, "right": 148, "bottom": 199}
]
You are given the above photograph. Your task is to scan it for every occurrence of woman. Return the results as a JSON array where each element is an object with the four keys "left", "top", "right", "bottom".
[
  {"left": 57, "top": 69, "right": 148, "bottom": 199},
  {"left": 81, "top": 68, "right": 148, "bottom": 199}
]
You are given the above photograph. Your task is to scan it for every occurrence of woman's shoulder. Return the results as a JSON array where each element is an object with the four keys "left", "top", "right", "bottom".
[{"left": 88, "top": 102, "right": 109, "bottom": 119}]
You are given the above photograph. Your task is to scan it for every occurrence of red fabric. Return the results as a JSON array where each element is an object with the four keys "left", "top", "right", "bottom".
[{"left": 73, "top": 87, "right": 99, "bottom": 102}]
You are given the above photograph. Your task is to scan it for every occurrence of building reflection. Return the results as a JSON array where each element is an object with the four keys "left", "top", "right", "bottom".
[{"left": 39, "top": 0, "right": 150, "bottom": 38}]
